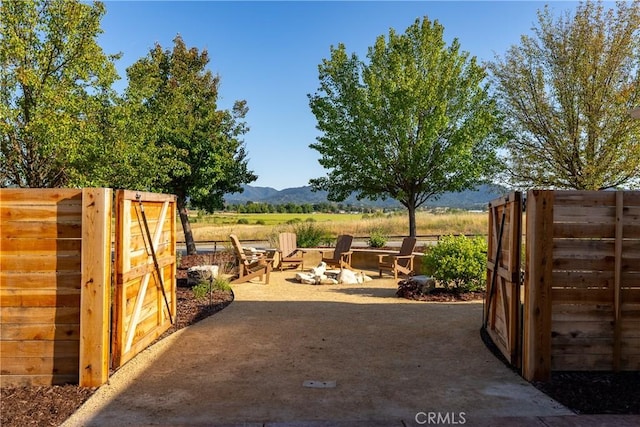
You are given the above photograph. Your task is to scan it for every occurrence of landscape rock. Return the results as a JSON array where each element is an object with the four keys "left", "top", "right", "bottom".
[{"left": 187, "top": 265, "right": 219, "bottom": 286}]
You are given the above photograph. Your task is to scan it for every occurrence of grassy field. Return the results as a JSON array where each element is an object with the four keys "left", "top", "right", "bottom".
[{"left": 182, "top": 210, "right": 488, "bottom": 243}]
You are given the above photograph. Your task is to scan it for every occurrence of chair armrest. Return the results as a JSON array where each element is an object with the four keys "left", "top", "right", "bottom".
[{"left": 391, "top": 254, "right": 414, "bottom": 259}]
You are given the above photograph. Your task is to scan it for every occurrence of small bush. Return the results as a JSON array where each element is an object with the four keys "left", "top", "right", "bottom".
[
  {"left": 423, "top": 235, "right": 487, "bottom": 292},
  {"left": 255, "top": 219, "right": 266, "bottom": 225},
  {"left": 192, "top": 281, "right": 210, "bottom": 300},
  {"left": 368, "top": 229, "right": 387, "bottom": 248},
  {"left": 212, "top": 276, "right": 232, "bottom": 292},
  {"left": 294, "top": 222, "right": 330, "bottom": 248},
  {"left": 192, "top": 277, "right": 232, "bottom": 301},
  {"left": 237, "top": 218, "right": 249, "bottom": 225}
]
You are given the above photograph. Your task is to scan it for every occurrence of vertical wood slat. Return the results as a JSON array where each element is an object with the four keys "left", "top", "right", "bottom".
[
  {"left": 79, "top": 188, "right": 112, "bottom": 387},
  {"left": 111, "top": 191, "right": 126, "bottom": 367},
  {"left": 523, "top": 190, "right": 554, "bottom": 382},
  {"left": 613, "top": 191, "right": 623, "bottom": 371}
]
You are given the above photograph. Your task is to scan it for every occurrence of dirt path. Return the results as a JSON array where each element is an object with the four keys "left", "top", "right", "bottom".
[{"left": 63, "top": 271, "right": 571, "bottom": 426}]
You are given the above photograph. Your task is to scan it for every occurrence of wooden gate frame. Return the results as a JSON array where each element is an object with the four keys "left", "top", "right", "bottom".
[
  {"left": 485, "top": 191, "right": 523, "bottom": 368},
  {"left": 111, "top": 190, "right": 177, "bottom": 368}
]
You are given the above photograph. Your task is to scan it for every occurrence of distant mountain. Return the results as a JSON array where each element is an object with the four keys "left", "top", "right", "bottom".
[{"left": 225, "top": 184, "right": 509, "bottom": 210}]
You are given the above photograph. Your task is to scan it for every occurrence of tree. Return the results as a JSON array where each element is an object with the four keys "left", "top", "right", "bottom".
[
  {"left": 125, "top": 36, "right": 256, "bottom": 254},
  {"left": 0, "top": 0, "right": 119, "bottom": 187},
  {"left": 308, "top": 17, "right": 505, "bottom": 237},
  {"left": 489, "top": 1, "right": 640, "bottom": 190}
]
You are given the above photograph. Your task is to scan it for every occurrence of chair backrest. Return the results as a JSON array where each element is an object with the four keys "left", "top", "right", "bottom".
[
  {"left": 279, "top": 232, "right": 297, "bottom": 257},
  {"left": 399, "top": 237, "right": 417, "bottom": 256},
  {"left": 334, "top": 234, "right": 353, "bottom": 258},
  {"left": 229, "top": 234, "right": 248, "bottom": 264}
]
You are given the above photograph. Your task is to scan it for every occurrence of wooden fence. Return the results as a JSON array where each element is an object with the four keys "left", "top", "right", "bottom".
[
  {"left": 0, "top": 188, "right": 176, "bottom": 387},
  {"left": 523, "top": 190, "right": 640, "bottom": 381}
]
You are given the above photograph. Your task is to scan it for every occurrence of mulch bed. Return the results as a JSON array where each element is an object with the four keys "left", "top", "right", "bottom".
[{"left": 395, "top": 277, "right": 485, "bottom": 301}]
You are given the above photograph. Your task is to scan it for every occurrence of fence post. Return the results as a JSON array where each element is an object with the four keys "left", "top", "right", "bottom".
[
  {"left": 613, "top": 190, "right": 623, "bottom": 371},
  {"left": 79, "top": 188, "right": 112, "bottom": 387},
  {"left": 522, "top": 190, "right": 554, "bottom": 382}
]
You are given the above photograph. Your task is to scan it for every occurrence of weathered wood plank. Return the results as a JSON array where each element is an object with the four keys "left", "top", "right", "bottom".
[
  {"left": 0, "top": 374, "right": 79, "bottom": 387},
  {"left": 1, "top": 254, "right": 82, "bottom": 271},
  {"left": 552, "top": 320, "right": 614, "bottom": 337},
  {"left": 552, "top": 191, "right": 617, "bottom": 206},
  {"left": 0, "top": 204, "right": 83, "bottom": 222},
  {"left": 119, "top": 189, "right": 176, "bottom": 203},
  {"left": 554, "top": 205, "right": 617, "bottom": 223},
  {"left": 0, "top": 271, "right": 81, "bottom": 290},
  {"left": 551, "top": 270, "right": 615, "bottom": 288},
  {"left": 0, "top": 238, "right": 81, "bottom": 255},
  {"left": 119, "top": 256, "right": 174, "bottom": 284},
  {"left": 553, "top": 222, "right": 615, "bottom": 238},
  {"left": 0, "top": 307, "right": 79, "bottom": 324},
  {"left": 0, "top": 340, "right": 79, "bottom": 358},
  {"left": 0, "top": 222, "right": 82, "bottom": 239},
  {"left": 551, "top": 354, "right": 614, "bottom": 371},
  {"left": 0, "top": 289, "right": 80, "bottom": 307},
  {"left": 0, "top": 188, "right": 82, "bottom": 204},
  {"left": 0, "top": 356, "right": 78, "bottom": 375},
  {"left": 551, "top": 288, "right": 614, "bottom": 304},
  {"left": 0, "top": 324, "right": 80, "bottom": 341}
]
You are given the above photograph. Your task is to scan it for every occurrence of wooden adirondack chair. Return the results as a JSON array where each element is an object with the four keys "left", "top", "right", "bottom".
[
  {"left": 378, "top": 236, "right": 417, "bottom": 279},
  {"left": 320, "top": 234, "right": 354, "bottom": 269},
  {"left": 229, "top": 234, "right": 273, "bottom": 284},
  {"left": 277, "top": 232, "right": 306, "bottom": 271}
]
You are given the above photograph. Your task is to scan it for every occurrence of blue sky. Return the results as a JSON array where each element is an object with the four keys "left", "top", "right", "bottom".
[{"left": 98, "top": 1, "right": 579, "bottom": 190}]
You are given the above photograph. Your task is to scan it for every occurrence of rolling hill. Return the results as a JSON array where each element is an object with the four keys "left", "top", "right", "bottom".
[{"left": 225, "top": 184, "right": 509, "bottom": 210}]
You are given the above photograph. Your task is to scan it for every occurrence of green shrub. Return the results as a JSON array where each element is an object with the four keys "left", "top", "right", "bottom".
[
  {"left": 294, "top": 222, "right": 330, "bottom": 248},
  {"left": 192, "top": 281, "right": 210, "bottom": 300},
  {"left": 368, "top": 229, "right": 387, "bottom": 248},
  {"left": 423, "top": 235, "right": 487, "bottom": 292},
  {"left": 255, "top": 219, "right": 266, "bottom": 225},
  {"left": 212, "top": 276, "right": 232, "bottom": 292},
  {"left": 192, "top": 277, "right": 232, "bottom": 301},
  {"left": 237, "top": 218, "right": 249, "bottom": 224}
]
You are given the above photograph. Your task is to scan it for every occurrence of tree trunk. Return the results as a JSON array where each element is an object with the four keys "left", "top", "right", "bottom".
[
  {"left": 177, "top": 194, "right": 197, "bottom": 255},
  {"left": 408, "top": 203, "right": 417, "bottom": 238}
]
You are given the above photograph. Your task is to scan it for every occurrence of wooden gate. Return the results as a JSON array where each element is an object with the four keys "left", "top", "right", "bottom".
[
  {"left": 484, "top": 192, "right": 523, "bottom": 368},
  {"left": 111, "top": 190, "right": 177, "bottom": 368}
]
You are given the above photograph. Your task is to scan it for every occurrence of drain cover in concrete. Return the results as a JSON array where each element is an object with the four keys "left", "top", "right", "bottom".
[{"left": 303, "top": 380, "right": 336, "bottom": 388}]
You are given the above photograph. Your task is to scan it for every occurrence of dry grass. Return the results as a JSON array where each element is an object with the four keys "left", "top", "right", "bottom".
[{"left": 182, "top": 211, "right": 488, "bottom": 242}]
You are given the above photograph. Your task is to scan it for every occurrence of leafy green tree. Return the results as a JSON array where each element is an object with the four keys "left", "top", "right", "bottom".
[
  {"left": 125, "top": 36, "right": 256, "bottom": 254},
  {"left": 0, "top": 0, "right": 119, "bottom": 187},
  {"left": 489, "top": 1, "right": 640, "bottom": 190},
  {"left": 308, "top": 17, "right": 505, "bottom": 237}
]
